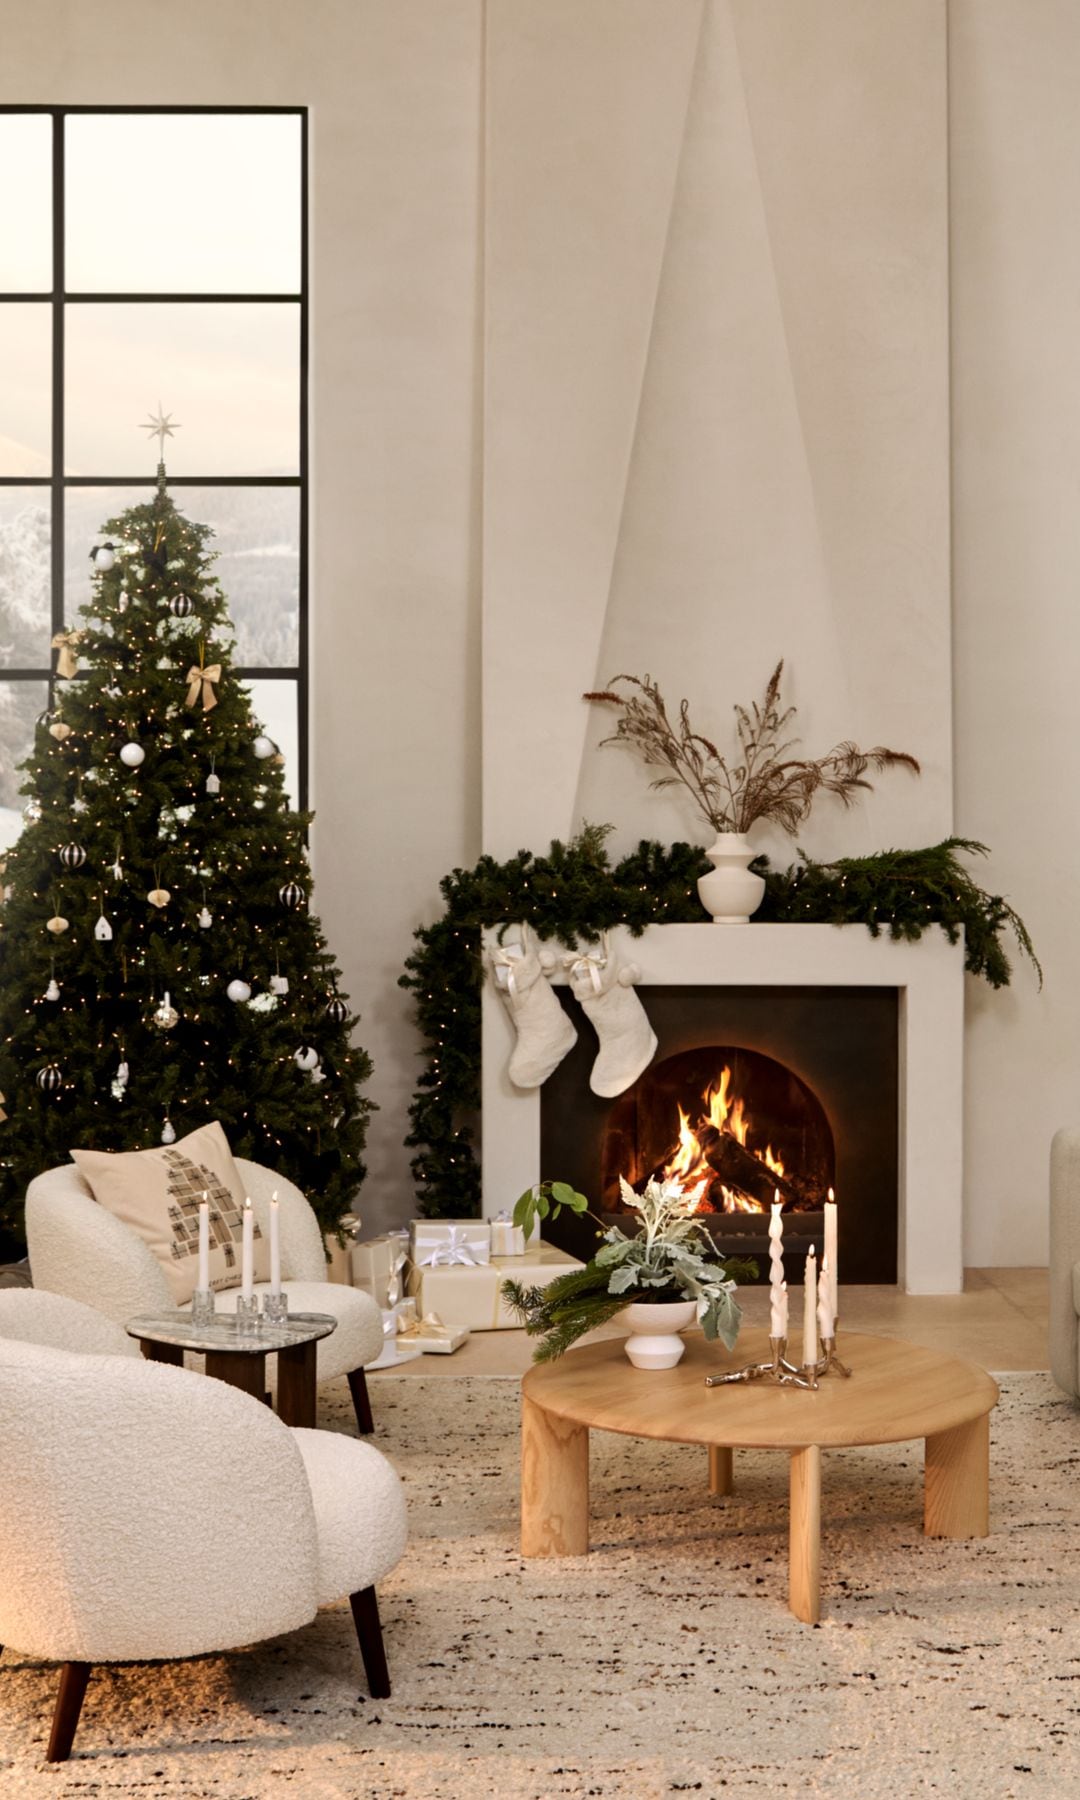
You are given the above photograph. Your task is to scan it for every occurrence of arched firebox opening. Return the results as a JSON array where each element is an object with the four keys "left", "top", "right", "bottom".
[{"left": 602, "top": 1046, "right": 835, "bottom": 1219}]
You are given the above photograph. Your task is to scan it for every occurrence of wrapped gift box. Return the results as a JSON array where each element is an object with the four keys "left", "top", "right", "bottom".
[
  {"left": 409, "top": 1218, "right": 492, "bottom": 1268},
  {"left": 351, "top": 1231, "right": 409, "bottom": 1305},
  {"left": 490, "top": 1213, "right": 527, "bottom": 1257},
  {"left": 406, "top": 1242, "right": 583, "bottom": 1331}
]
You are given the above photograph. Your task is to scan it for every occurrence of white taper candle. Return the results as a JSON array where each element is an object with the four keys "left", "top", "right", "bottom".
[
  {"left": 817, "top": 1254, "right": 834, "bottom": 1342},
  {"left": 769, "top": 1195, "right": 785, "bottom": 1338},
  {"left": 241, "top": 1197, "right": 254, "bottom": 1300},
  {"left": 269, "top": 1192, "right": 281, "bottom": 1296},
  {"left": 824, "top": 1189, "right": 838, "bottom": 1321},
  {"left": 803, "top": 1246, "right": 818, "bottom": 1369},
  {"left": 198, "top": 1191, "right": 210, "bottom": 1293}
]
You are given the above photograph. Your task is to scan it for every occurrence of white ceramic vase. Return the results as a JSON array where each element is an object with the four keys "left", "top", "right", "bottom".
[
  {"left": 622, "top": 1299, "right": 698, "bottom": 1370},
  {"left": 697, "top": 832, "right": 765, "bottom": 924}
]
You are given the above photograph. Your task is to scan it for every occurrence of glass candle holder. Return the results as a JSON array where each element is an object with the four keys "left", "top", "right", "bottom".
[
  {"left": 234, "top": 1293, "right": 261, "bottom": 1337},
  {"left": 262, "top": 1291, "right": 288, "bottom": 1327},
  {"left": 190, "top": 1287, "right": 216, "bottom": 1329}
]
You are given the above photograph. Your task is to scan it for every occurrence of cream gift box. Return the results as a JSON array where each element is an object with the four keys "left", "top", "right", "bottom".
[
  {"left": 490, "top": 1211, "right": 527, "bottom": 1257},
  {"left": 409, "top": 1218, "right": 492, "bottom": 1268},
  {"left": 350, "top": 1230, "right": 409, "bottom": 1303},
  {"left": 406, "top": 1242, "right": 583, "bottom": 1331}
]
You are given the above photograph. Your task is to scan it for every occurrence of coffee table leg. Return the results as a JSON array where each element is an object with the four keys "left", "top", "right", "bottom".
[
  {"left": 205, "top": 1349, "right": 266, "bottom": 1404},
  {"left": 140, "top": 1341, "right": 183, "bottom": 1366},
  {"left": 789, "top": 1445, "right": 822, "bottom": 1624},
  {"left": 709, "top": 1446, "right": 734, "bottom": 1496},
  {"left": 277, "top": 1339, "right": 317, "bottom": 1429},
  {"left": 924, "top": 1413, "right": 990, "bottom": 1537},
  {"left": 521, "top": 1396, "right": 589, "bottom": 1557}
]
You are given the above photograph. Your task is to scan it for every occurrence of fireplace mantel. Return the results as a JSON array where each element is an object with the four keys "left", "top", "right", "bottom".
[{"left": 481, "top": 923, "right": 965, "bottom": 1294}]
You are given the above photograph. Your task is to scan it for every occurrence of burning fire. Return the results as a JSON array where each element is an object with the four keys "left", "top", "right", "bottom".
[{"left": 660, "top": 1066, "right": 786, "bottom": 1215}]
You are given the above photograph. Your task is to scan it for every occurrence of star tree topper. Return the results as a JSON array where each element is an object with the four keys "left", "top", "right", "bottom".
[{"left": 141, "top": 403, "right": 180, "bottom": 459}]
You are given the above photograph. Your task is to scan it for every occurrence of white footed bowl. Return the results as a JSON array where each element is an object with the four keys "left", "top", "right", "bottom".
[{"left": 622, "top": 1299, "right": 698, "bottom": 1370}]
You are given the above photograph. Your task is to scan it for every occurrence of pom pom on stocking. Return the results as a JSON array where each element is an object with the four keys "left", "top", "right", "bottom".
[
  {"left": 489, "top": 922, "right": 577, "bottom": 1089},
  {"left": 565, "top": 933, "right": 657, "bottom": 1098}
]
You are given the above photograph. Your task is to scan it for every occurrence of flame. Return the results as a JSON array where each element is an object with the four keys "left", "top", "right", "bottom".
[{"left": 659, "top": 1063, "right": 785, "bottom": 1215}]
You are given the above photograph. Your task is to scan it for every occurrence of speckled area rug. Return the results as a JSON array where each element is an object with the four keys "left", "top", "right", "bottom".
[{"left": 1, "top": 1372, "right": 1079, "bottom": 1800}]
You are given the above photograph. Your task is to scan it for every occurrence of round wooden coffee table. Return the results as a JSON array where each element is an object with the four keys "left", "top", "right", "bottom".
[{"left": 521, "top": 1329, "right": 998, "bottom": 1623}]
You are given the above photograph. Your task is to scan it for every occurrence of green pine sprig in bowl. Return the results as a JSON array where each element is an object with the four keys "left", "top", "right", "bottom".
[{"left": 502, "top": 1176, "right": 757, "bottom": 1363}]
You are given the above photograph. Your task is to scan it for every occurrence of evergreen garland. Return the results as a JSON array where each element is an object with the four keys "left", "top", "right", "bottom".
[{"left": 399, "top": 832, "right": 1038, "bottom": 1219}]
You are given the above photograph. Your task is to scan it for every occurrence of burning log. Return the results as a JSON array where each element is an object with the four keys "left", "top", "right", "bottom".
[{"left": 697, "top": 1126, "right": 802, "bottom": 1211}]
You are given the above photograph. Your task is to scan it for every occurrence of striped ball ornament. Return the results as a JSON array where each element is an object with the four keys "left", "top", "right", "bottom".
[
  {"left": 325, "top": 995, "right": 348, "bottom": 1024},
  {"left": 279, "top": 881, "right": 306, "bottom": 910},
  {"left": 58, "top": 842, "right": 87, "bottom": 869},
  {"left": 37, "top": 1064, "right": 63, "bottom": 1092},
  {"left": 169, "top": 592, "right": 194, "bottom": 617}
]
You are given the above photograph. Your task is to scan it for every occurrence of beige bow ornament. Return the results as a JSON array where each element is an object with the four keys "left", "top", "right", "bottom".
[
  {"left": 185, "top": 663, "right": 221, "bottom": 712},
  {"left": 51, "top": 630, "right": 84, "bottom": 679}
]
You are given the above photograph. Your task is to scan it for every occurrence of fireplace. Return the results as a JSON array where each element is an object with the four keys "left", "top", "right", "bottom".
[
  {"left": 480, "top": 923, "right": 965, "bottom": 1293},
  {"left": 540, "top": 984, "right": 898, "bottom": 1284}
]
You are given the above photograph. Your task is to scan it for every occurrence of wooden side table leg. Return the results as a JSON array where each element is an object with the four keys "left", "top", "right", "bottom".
[
  {"left": 789, "top": 1445, "right": 822, "bottom": 1623},
  {"left": 140, "top": 1341, "right": 183, "bottom": 1366},
  {"left": 277, "top": 1339, "right": 317, "bottom": 1428},
  {"left": 924, "top": 1413, "right": 990, "bottom": 1537},
  {"left": 205, "top": 1349, "right": 266, "bottom": 1404},
  {"left": 709, "top": 1445, "right": 734, "bottom": 1496},
  {"left": 521, "top": 1395, "right": 589, "bottom": 1557}
]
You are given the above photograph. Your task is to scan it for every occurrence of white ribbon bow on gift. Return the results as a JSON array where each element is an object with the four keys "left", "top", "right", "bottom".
[
  {"left": 564, "top": 935, "right": 609, "bottom": 994},
  {"left": 490, "top": 941, "right": 525, "bottom": 997},
  {"left": 418, "top": 1226, "right": 484, "bottom": 1268}
]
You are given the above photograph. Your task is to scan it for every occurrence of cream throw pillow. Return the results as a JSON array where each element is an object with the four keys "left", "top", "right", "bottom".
[{"left": 72, "top": 1121, "right": 270, "bottom": 1305}]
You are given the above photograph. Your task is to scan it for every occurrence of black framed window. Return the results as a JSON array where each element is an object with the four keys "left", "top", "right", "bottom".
[{"left": 0, "top": 105, "right": 308, "bottom": 847}]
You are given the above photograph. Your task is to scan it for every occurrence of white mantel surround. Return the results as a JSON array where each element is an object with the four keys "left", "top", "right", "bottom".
[{"left": 481, "top": 924, "right": 965, "bottom": 1295}]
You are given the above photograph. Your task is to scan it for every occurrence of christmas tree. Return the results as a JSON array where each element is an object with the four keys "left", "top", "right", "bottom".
[{"left": 0, "top": 427, "right": 373, "bottom": 1253}]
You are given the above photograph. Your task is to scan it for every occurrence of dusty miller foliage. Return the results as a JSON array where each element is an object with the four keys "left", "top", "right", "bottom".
[
  {"left": 399, "top": 830, "right": 1038, "bottom": 1219},
  {"left": 584, "top": 663, "right": 920, "bottom": 836}
]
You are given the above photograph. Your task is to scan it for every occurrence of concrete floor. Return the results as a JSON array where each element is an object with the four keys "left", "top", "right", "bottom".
[{"left": 374, "top": 1266, "right": 1050, "bottom": 1379}]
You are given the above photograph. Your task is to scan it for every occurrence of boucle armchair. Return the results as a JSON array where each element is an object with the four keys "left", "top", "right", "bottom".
[
  {"left": 1050, "top": 1128, "right": 1080, "bottom": 1397},
  {"left": 25, "top": 1156, "right": 383, "bottom": 1431},
  {"left": 0, "top": 1300, "right": 408, "bottom": 1762}
]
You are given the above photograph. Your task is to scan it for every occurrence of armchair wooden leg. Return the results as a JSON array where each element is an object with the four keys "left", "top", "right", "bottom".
[
  {"left": 347, "top": 1366, "right": 374, "bottom": 1434},
  {"left": 47, "top": 1661, "right": 91, "bottom": 1763},
  {"left": 349, "top": 1586, "right": 390, "bottom": 1697}
]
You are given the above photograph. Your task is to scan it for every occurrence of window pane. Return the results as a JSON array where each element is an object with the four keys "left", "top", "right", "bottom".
[
  {"left": 0, "top": 490, "right": 51, "bottom": 667},
  {"left": 66, "top": 114, "right": 301, "bottom": 294},
  {"left": 246, "top": 678, "right": 299, "bottom": 810},
  {"left": 65, "top": 304, "right": 299, "bottom": 476},
  {"left": 0, "top": 116, "right": 52, "bottom": 290},
  {"left": 0, "top": 304, "right": 51, "bottom": 474},
  {"left": 65, "top": 486, "right": 299, "bottom": 666},
  {"left": 0, "top": 680, "right": 48, "bottom": 847}
]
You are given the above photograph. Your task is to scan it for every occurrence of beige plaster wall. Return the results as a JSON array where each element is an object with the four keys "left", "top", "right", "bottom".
[
  {"left": 484, "top": 0, "right": 951, "bottom": 872},
  {"left": 0, "top": 0, "right": 484, "bottom": 1235},
  {"left": 950, "top": 1, "right": 1072, "bottom": 1264}
]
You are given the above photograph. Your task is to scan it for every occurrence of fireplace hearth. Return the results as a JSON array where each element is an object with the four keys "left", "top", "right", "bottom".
[
  {"left": 481, "top": 923, "right": 966, "bottom": 1294},
  {"left": 541, "top": 984, "right": 898, "bottom": 1284}
]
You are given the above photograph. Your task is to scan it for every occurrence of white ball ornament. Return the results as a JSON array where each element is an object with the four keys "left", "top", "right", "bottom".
[
  {"left": 293, "top": 1045, "right": 320, "bottom": 1072},
  {"left": 253, "top": 735, "right": 275, "bottom": 760},
  {"left": 90, "top": 541, "right": 116, "bottom": 571},
  {"left": 120, "top": 742, "right": 145, "bottom": 768},
  {"left": 227, "top": 978, "right": 252, "bottom": 1003}
]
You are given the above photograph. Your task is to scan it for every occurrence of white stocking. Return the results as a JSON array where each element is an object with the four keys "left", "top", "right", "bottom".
[
  {"left": 566, "top": 934, "right": 657, "bottom": 1098},
  {"left": 489, "top": 923, "right": 577, "bottom": 1089}
]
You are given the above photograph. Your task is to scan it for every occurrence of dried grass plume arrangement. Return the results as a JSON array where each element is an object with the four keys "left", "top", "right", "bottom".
[{"left": 584, "top": 663, "right": 920, "bottom": 837}]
